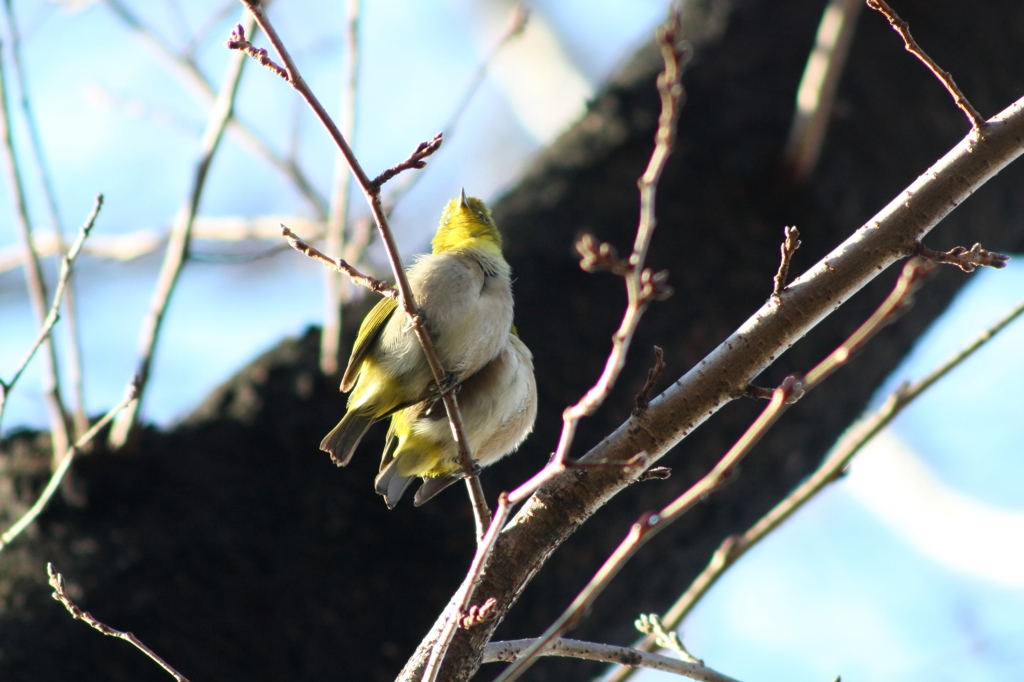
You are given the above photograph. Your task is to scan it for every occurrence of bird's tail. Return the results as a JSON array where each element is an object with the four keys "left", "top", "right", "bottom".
[
  {"left": 375, "top": 455, "right": 415, "bottom": 509},
  {"left": 320, "top": 411, "right": 374, "bottom": 466}
]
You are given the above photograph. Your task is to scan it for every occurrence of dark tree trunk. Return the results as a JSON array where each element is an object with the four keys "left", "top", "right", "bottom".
[{"left": 2, "top": 1, "right": 1022, "bottom": 680}]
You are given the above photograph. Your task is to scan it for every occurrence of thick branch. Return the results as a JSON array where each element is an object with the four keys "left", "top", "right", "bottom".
[{"left": 401, "top": 91, "right": 1024, "bottom": 682}]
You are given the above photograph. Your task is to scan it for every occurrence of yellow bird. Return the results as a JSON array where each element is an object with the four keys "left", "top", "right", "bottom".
[
  {"left": 375, "top": 330, "right": 537, "bottom": 507},
  {"left": 320, "top": 190, "right": 514, "bottom": 468}
]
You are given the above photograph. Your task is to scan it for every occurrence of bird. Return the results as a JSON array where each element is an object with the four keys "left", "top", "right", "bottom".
[
  {"left": 375, "top": 330, "right": 537, "bottom": 507},
  {"left": 320, "top": 190, "right": 514, "bottom": 469}
]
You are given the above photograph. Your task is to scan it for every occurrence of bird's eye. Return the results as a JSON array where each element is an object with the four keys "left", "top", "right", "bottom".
[{"left": 477, "top": 211, "right": 486, "bottom": 219}]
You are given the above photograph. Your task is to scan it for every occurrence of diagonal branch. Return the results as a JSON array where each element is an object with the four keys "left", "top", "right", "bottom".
[
  {"left": 227, "top": 2, "right": 491, "bottom": 537},
  {"left": 399, "top": 86, "right": 1024, "bottom": 682},
  {"left": 108, "top": 11, "right": 256, "bottom": 449}
]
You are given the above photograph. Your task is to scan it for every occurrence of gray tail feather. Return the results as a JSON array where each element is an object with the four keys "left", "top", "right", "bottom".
[
  {"left": 375, "top": 457, "right": 415, "bottom": 508},
  {"left": 413, "top": 475, "right": 460, "bottom": 506},
  {"left": 319, "top": 411, "right": 374, "bottom": 467}
]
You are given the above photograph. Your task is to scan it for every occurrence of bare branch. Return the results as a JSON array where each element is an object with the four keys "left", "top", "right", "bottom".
[
  {"left": 605, "top": 294, "right": 1024, "bottom": 681},
  {"left": 108, "top": 13, "right": 256, "bottom": 449},
  {"left": 280, "top": 224, "right": 396, "bottom": 299},
  {"left": 491, "top": 254, "right": 940, "bottom": 680},
  {"left": 3, "top": 0, "right": 90, "bottom": 439},
  {"left": 772, "top": 225, "right": 801, "bottom": 297},
  {"left": 483, "top": 637, "right": 741, "bottom": 682},
  {"left": 866, "top": 0, "right": 986, "bottom": 130},
  {"left": 0, "top": 196, "right": 102, "bottom": 432},
  {"left": 321, "top": 0, "right": 362, "bottom": 376},
  {"left": 0, "top": 34, "right": 70, "bottom": 461},
  {"left": 48, "top": 563, "right": 190, "bottom": 682},
  {"left": 914, "top": 241, "right": 1010, "bottom": 272},
  {"left": 228, "top": 0, "right": 490, "bottom": 536},
  {"left": 370, "top": 132, "right": 444, "bottom": 190},
  {"left": 0, "top": 379, "right": 138, "bottom": 552}
]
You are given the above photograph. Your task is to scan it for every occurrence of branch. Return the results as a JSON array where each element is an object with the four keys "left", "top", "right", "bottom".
[
  {"left": 280, "top": 224, "right": 396, "bottom": 299},
  {"left": 108, "top": 13, "right": 256, "bottom": 449},
  {"left": 402, "top": 87, "right": 1024, "bottom": 678},
  {"left": 48, "top": 564, "right": 190, "bottom": 682},
  {"left": 226, "top": 3, "right": 490, "bottom": 536},
  {"left": 3, "top": 0, "right": 90, "bottom": 439},
  {"left": 604, "top": 293, "right": 1024, "bottom": 681},
  {"left": 0, "top": 379, "right": 138, "bottom": 552},
  {"left": 0, "top": 32, "right": 70, "bottom": 461},
  {"left": 321, "top": 0, "right": 361, "bottom": 376},
  {"left": 866, "top": 0, "right": 986, "bottom": 130},
  {"left": 493, "top": 9, "right": 684, "bottom": 512},
  {"left": 772, "top": 225, "right": 801, "bottom": 297},
  {"left": 914, "top": 241, "right": 1009, "bottom": 272},
  {"left": 0, "top": 196, "right": 102, "bottom": 432},
  {"left": 483, "top": 638, "right": 741, "bottom": 682}
]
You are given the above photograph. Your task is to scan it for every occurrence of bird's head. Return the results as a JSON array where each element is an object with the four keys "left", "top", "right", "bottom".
[{"left": 431, "top": 189, "right": 503, "bottom": 257}]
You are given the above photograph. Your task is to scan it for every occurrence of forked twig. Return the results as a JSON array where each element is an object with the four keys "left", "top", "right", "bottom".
[
  {"left": 48, "top": 563, "right": 190, "bottom": 682},
  {"left": 501, "top": 9, "right": 685, "bottom": 509},
  {"left": 504, "top": 257, "right": 935, "bottom": 681},
  {"left": 866, "top": 0, "right": 986, "bottom": 130},
  {"left": 227, "top": 3, "right": 491, "bottom": 537},
  {"left": 605, "top": 294, "right": 1024, "bottom": 682}
]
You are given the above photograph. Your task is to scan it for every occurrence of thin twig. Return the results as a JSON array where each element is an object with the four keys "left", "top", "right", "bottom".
[
  {"left": 498, "top": 11, "right": 684, "bottom": 511},
  {"left": 48, "top": 563, "right": 190, "bottom": 682},
  {"left": 0, "top": 379, "right": 138, "bottom": 552},
  {"left": 493, "top": 380, "right": 798, "bottom": 682},
  {"left": 281, "top": 224, "right": 396, "bottom": 298},
  {"left": 866, "top": 0, "right": 986, "bottom": 130},
  {"left": 0, "top": 196, "right": 102, "bottom": 432},
  {"left": 321, "top": 0, "right": 361, "bottom": 376},
  {"left": 483, "top": 637, "right": 741, "bottom": 682},
  {"left": 108, "top": 12, "right": 255, "bottom": 449},
  {"left": 633, "top": 346, "right": 666, "bottom": 413},
  {"left": 782, "top": 0, "right": 863, "bottom": 182},
  {"left": 370, "top": 132, "right": 444, "bottom": 190},
  {"left": 914, "top": 241, "right": 1009, "bottom": 272},
  {"left": 772, "top": 226, "right": 801, "bottom": 297},
  {"left": 0, "top": 33, "right": 70, "bottom": 462},
  {"left": 3, "top": 0, "right": 90, "bottom": 439},
  {"left": 377, "top": 4, "right": 529, "bottom": 217},
  {"left": 102, "top": 0, "right": 327, "bottom": 218},
  {"left": 503, "top": 257, "right": 935, "bottom": 681},
  {"left": 227, "top": 4, "right": 491, "bottom": 536},
  {"left": 605, "top": 294, "right": 1024, "bottom": 682}
]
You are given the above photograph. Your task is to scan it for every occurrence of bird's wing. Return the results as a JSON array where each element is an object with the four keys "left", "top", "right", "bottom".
[{"left": 340, "top": 296, "right": 399, "bottom": 392}]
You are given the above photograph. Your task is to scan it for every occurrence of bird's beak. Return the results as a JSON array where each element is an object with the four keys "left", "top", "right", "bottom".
[{"left": 460, "top": 187, "right": 469, "bottom": 210}]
